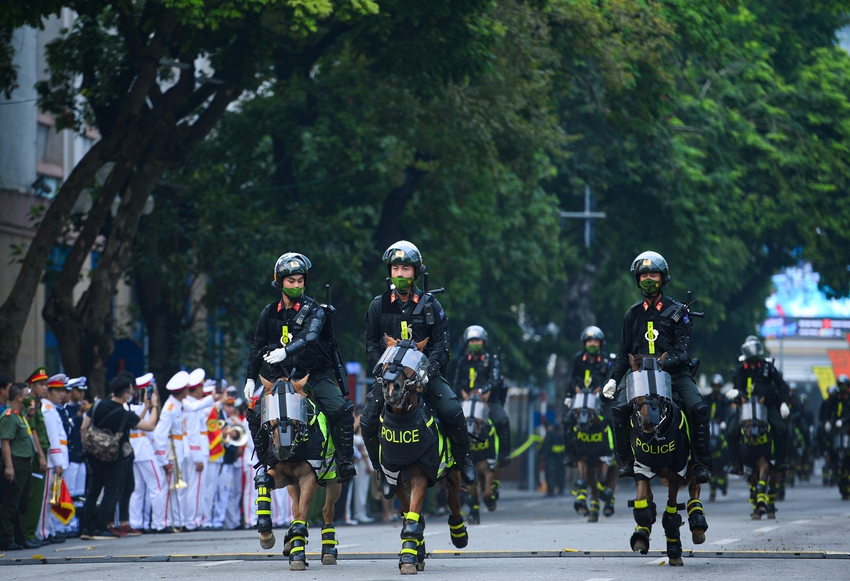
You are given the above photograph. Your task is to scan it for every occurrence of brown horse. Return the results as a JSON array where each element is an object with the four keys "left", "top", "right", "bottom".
[
  {"left": 567, "top": 389, "right": 616, "bottom": 522},
  {"left": 626, "top": 355, "right": 707, "bottom": 566},
  {"left": 256, "top": 375, "right": 342, "bottom": 570},
  {"left": 738, "top": 398, "right": 779, "bottom": 519},
  {"left": 377, "top": 336, "right": 469, "bottom": 575},
  {"left": 463, "top": 394, "right": 498, "bottom": 524}
]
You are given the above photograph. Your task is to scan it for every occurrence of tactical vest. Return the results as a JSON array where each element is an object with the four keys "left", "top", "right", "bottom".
[
  {"left": 458, "top": 354, "right": 492, "bottom": 392},
  {"left": 379, "top": 292, "right": 437, "bottom": 358},
  {"left": 379, "top": 406, "right": 438, "bottom": 467},
  {"left": 263, "top": 298, "right": 329, "bottom": 374}
]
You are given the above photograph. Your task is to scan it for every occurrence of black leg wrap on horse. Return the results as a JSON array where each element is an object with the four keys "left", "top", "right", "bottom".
[
  {"left": 631, "top": 500, "right": 657, "bottom": 552},
  {"left": 331, "top": 399, "right": 357, "bottom": 480},
  {"left": 321, "top": 525, "right": 338, "bottom": 560},
  {"left": 400, "top": 518, "right": 425, "bottom": 568},
  {"left": 573, "top": 478, "right": 588, "bottom": 514},
  {"left": 612, "top": 403, "right": 635, "bottom": 477},
  {"left": 448, "top": 514, "right": 468, "bottom": 548},
  {"left": 662, "top": 507, "right": 684, "bottom": 560},
  {"left": 495, "top": 419, "right": 512, "bottom": 465},
  {"left": 633, "top": 501, "right": 657, "bottom": 528},
  {"left": 285, "top": 521, "right": 309, "bottom": 561},
  {"left": 597, "top": 481, "right": 614, "bottom": 502},
  {"left": 254, "top": 471, "right": 274, "bottom": 533},
  {"left": 686, "top": 498, "right": 708, "bottom": 532}
]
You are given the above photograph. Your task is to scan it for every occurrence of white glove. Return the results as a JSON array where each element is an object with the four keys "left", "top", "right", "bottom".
[
  {"left": 263, "top": 347, "right": 288, "bottom": 364},
  {"left": 837, "top": 419, "right": 844, "bottom": 429},
  {"left": 825, "top": 421, "right": 832, "bottom": 433},
  {"left": 719, "top": 421, "right": 727, "bottom": 431},
  {"left": 779, "top": 402, "right": 790, "bottom": 419},
  {"left": 563, "top": 397, "right": 573, "bottom": 408},
  {"left": 725, "top": 389, "right": 739, "bottom": 401},
  {"left": 602, "top": 379, "right": 617, "bottom": 399},
  {"left": 243, "top": 378, "right": 255, "bottom": 401}
]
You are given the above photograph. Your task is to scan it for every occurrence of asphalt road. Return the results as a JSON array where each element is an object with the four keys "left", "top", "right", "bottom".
[{"left": 3, "top": 466, "right": 848, "bottom": 580}]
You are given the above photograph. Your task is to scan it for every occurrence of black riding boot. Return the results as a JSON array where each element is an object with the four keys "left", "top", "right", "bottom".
[
  {"left": 495, "top": 420, "right": 512, "bottom": 467},
  {"left": 690, "top": 403, "right": 713, "bottom": 483},
  {"left": 332, "top": 401, "right": 357, "bottom": 480},
  {"left": 445, "top": 408, "right": 477, "bottom": 485},
  {"left": 612, "top": 403, "right": 634, "bottom": 478}
]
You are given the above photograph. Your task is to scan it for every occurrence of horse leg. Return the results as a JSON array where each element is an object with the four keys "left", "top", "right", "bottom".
[
  {"left": 573, "top": 458, "right": 589, "bottom": 516},
  {"left": 766, "top": 467, "right": 778, "bottom": 519},
  {"left": 747, "top": 470, "right": 759, "bottom": 519},
  {"left": 755, "top": 458, "right": 769, "bottom": 518},
  {"left": 603, "top": 460, "right": 617, "bottom": 517},
  {"left": 630, "top": 480, "right": 655, "bottom": 555},
  {"left": 467, "top": 476, "right": 480, "bottom": 525},
  {"left": 285, "top": 468, "right": 317, "bottom": 571},
  {"left": 257, "top": 467, "right": 277, "bottom": 549},
  {"left": 687, "top": 477, "right": 708, "bottom": 545},
  {"left": 662, "top": 475, "right": 684, "bottom": 566},
  {"left": 484, "top": 463, "right": 498, "bottom": 512},
  {"left": 320, "top": 481, "right": 342, "bottom": 565},
  {"left": 587, "top": 464, "right": 599, "bottom": 523},
  {"left": 399, "top": 467, "right": 428, "bottom": 575},
  {"left": 445, "top": 470, "right": 469, "bottom": 549}
]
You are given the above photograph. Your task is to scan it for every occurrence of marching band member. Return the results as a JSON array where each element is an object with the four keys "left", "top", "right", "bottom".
[
  {"left": 201, "top": 380, "right": 224, "bottom": 529},
  {"left": 181, "top": 369, "right": 214, "bottom": 530},
  {"left": 37, "top": 374, "right": 69, "bottom": 543},
  {"left": 128, "top": 373, "right": 160, "bottom": 532},
  {"left": 152, "top": 371, "right": 189, "bottom": 533}
]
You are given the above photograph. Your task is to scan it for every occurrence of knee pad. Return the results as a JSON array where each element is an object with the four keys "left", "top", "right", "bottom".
[
  {"left": 254, "top": 471, "right": 274, "bottom": 489},
  {"left": 445, "top": 405, "right": 466, "bottom": 429},
  {"left": 662, "top": 507, "right": 682, "bottom": 535},
  {"left": 690, "top": 402, "right": 710, "bottom": 423},
  {"left": 360, "top": 408, "right": 380, "bottom": 440},
  {"left": 612, "top": 402, "right": 631, "bottom": 426},
  {"left": 632, "top": 500, "right": 656, "bottom": 528},
  {"left": 331, "top": 398, "right": 355, "bottom": 423}
]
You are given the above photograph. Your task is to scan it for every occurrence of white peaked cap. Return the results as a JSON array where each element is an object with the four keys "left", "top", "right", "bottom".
[
  {"left": 187, "top": 368, "right": 206, "bottom": 389},
  {"left": 136, "top": 373, "right": 154, "bottom": 389},
  {"left": 166, "top": 370, "right": 190, "bottom": 392}
]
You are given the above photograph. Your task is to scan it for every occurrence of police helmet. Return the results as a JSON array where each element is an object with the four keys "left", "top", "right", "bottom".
[
  {"left": 630, "top": 251, "right": 671, "bottom": 286},
  {"left": 463, "top": 325, "right": 489, "bottom": 344},
  {"left": 838, "top": 374, "right": 850, "bottom": 391},
  {"left": 740, "top": 335, "right": 764, "bottom": 360},
  {"left": 383, "top": 240, "right": 423, "bottom": 280},
  {"left": 272, "top": 252, "right": 312, "bottom": 290},
  {"left": 581, "top": 325, "right": 605, "bottom": 346},
  {"left": 710, "top": 374, "right": 724, "bottom": 387},
  {"left": 798, "top": 393, "right": 808, "bottom": 406},
  {"left": 788, "top": 381, "right": 798, "bottom": 392}
]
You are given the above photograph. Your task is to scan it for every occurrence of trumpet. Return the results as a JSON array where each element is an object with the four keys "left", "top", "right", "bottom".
[
  {"left": 169, "top": 437, "right": 188, "bottom": 490},
  {"left": 49, "top": 472, "right": 63, "bottom": 505},
  {"left": 220, "top": 420, "right": 249, "bottom": 448}
]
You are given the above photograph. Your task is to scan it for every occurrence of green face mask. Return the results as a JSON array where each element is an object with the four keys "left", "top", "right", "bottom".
[
  {"left": 585, "top": 344, "right": 599, "bottom": 355},
  {"left": 468, "top": 343, "right": 483, "bottom": 353},
  {"left": 392, "top": 276, "right": 413, "bottom": 291},
  {"left": 282, "top": 286, "right": 304, "bottom": 300},
  {"left": 639, "top": 278, "right": 662, "bottom": 295}
]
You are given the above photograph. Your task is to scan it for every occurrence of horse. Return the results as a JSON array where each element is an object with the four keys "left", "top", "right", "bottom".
[
  {"left": 375, "top": 336, "right": 469, "bottom": 575},
  {"left": 708, "top": 418, "right": 729, "bottom": 502},
  {"left": 738, "top": 397, "right": 779, "bottom": 519},
  {"left": 829, "top": 416, "right": 850, "bottom": 500},
  {"left": 623, "top": 356, "right": 708, "bottom": 566},
  {"left": 250, "top": 374, "right": 343, "bottom": 570},
  {"left": 462, "top": 393, "right": 498, "bottom": 524},
  {"left": 566, "top": 389, "right": 616, "bottom": 522}
]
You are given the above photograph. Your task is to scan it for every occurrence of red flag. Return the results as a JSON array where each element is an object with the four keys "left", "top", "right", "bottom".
[
  {"left": 50, "top": 478, "right": 75, "bottom": 525},
  {"left": 208, "top": 407, "right": 224, "bottom": 462}
]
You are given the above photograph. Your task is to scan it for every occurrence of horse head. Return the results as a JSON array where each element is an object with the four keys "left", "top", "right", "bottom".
[
  {"left": 572, "top": 388, "right": 599, "bottom": 431},
  {"left": 375, "top": 335, "right": 429, "bottom": 412},
  {"left": 462, "top": 393, "right": 490, "bottom": 440},
  {"left": 740, "top": 397, "right": 769, "bottom": 440},
  {"left": 626, "top": 356, "right": 674, "bottom": 436},
  {"left": 259, "top": 374, "right": 313, "bottom": 462}
]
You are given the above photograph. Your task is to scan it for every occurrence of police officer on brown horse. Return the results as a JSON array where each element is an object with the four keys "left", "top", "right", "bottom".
[{"left": 360, "top": 241, "right": 477, "bottom": 487}]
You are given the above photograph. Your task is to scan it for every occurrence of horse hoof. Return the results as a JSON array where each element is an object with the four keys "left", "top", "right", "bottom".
[
  {"left": 767, "top": 512, "right": 776, "bottom": 520},
  {"left": 630, "top": 533, "right": 650, "bottom": 555},
  {"left": 290, "top": 561, "right": 307, "bottom": 571},
  {"left": 692, "top": 529, "right": 706, "bottom": 545},
  {"left": 260, "top": 533, "right": 276, "bottom": 550},
  {"left": 283, "top": 542, "right": 292, "bottom": 556},
  {"left": 417, "top": 561, "right": 426, "bottom": 571},
  {"left": 668, "top": 557, "right": 684, "bottom": 566},
  {"left": 587, "top": 513, "right": 599, "bottom": 523},
  {"left": 322, "top": 555, "right": 337, "bottom": 566},
  {"left": 750, "top": 513, "right": 762, "bottom": 520},
  {"left": 400, "top": 563, "right": 418, "bottom": 575}
]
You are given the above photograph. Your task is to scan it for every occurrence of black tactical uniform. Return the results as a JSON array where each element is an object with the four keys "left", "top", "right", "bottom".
[
  {"left": 726, "top": 351, "right": 789, "bottom": 469},
  {"left": 607, "top": 251, "right": 712, "bottom": 483},
  {"left": 453, "top": 334, "right": 511, "bottom": 465},
  {"left": 360, "top": 240, "right": 476, "bottom": 485},
  {"left": 563, "top": 347, "right": 611, "bottom": 462}
]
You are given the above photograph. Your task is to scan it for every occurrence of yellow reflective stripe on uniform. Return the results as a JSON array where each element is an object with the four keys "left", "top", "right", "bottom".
[
  {"left": 747, "top": 377, "right": 753, "bottom": 398},
  {"left": 469, "top": 367, "right": 476, "bottom": 388},
  {"left": 282, "top": 325, "right": 290, "bottom": 345},
  {"left": 633, "top": 498, "right": 648, "bottom": 509},
  {"left": 551, "top": 445, "right": 565, "bottom": 453},
  {"left": 584, "top": 369, "right": 591, "bottom": 388},
  {"left": 425, "top": 417, "right": 434, "bottom": 427},
  {"left": 21, "top": 414, "right": 33, "bottom": 435},
  {"left": 401, "top": 321, "right": 410, "bottom": 340},
  {"left": 647, "top": 321, "right": 656, "bottom": 355}
]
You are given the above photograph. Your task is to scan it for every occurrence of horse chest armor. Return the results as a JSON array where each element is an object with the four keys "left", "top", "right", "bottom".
[
  {"left": 631, "top": 416, "right": 690, "bottom": 473},
  {"left": 379, "top": 408, "right": 437, "bottom": 466}
]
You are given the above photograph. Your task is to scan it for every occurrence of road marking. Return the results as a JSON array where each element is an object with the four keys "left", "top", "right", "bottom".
[
  {"left": 710, "top": 538, "right": 741, "bottom": 545},
  {"left": 52, "top": 545, "right": 95, "bottom": 552},
  {"left": 584, "top": 578, "right": 614, "bottom": 581},
  {"left": 644, "top": 557, "right": 667, "bottom": 565},
  {"left": 789, "top": 520, "right": 810, "bottom": 525},
  {"left": 193, "top": 560, "right": 243, "bottom": 567},
  {"left": 522, "top": 500, "right": 547, "bottom": 509},
  {"left": 335, "top": 544, "right": 362, "bottom": 549},
  {"left": 754, "top": 526, "right": 780, "bottom": 532}
]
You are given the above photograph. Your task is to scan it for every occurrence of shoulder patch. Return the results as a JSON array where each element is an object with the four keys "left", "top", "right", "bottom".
[
  {"left": 439, "top": 309, "right": 445, "bottom": 320},
  {"left": 167, "top": 403, "right": 174, "bottom": 411},
  {"left": 4, "top": 409, "right": 11, "bottom": 416}
]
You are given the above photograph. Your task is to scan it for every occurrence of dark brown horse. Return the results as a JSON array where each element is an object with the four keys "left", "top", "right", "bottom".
[
  {"left": 377, "top": 336, "right": 469, "bottom": 575},
  {"left": 738, "top": 398, "right": 779, "bottom": 519}
]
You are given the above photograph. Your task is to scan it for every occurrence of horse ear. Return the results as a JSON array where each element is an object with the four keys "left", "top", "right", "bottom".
[
  {"left": 259, "top": 375, "right": 274, "bottom": 393},
  {"left": 416, "top": 337, "right": 429, "bottom": 351},
  {"left": 629, "top": 354, "right": 639, "bottom": 372},
  {"left": 291, "top": 375, "right": 309, "bottom": 396},
  {"left": 385, "top": 334, "right": 398, "bottom": 348}
]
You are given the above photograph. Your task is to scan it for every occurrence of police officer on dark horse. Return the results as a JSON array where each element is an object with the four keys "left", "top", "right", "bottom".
[{"left": 361, "top": 241, "right": 478, "bottom": 492}]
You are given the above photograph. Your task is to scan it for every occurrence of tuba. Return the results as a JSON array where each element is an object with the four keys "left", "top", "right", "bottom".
[{"left": 169, "top": 437, "right": 188, "bottom": 490}]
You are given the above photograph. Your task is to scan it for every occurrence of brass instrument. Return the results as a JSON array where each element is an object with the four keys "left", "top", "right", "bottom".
[
  {"left": 220, "top": 420, "right": 249, "bottom": 448},
  {"left": 169, "top": 437, "right": 188, "bottom": 490},
  {"left": 49, "top": 472, "right": 63, "bottom": 505}
]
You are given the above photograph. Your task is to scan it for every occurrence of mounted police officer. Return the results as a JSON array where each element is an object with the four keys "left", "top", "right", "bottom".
[
  {"left": 725, "top": 335, "right": 790, "bottom": 472},
  {"left": 453, "top": 325, "right": 511, "bottom": 466},
  {"left": 563, "top": 326, "right": 612, "bottom": 464},
  {"left": 243, "top": 253, "right": 356, "bottom": 481},
  {"left": 361, "top": 241, "right": 477, "bottom": 485},
  {"left": 602, "top": 251, "right": 712, "bottom": 483},
  {"left": 705, "top": 374, "right": 731, "bottom": 425}
]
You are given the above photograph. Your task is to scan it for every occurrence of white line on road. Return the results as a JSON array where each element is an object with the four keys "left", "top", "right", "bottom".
[
  {"left": 336, "top": 544, "right": 362, "bottom": 549},
  {"left": 710, "top": 538, "right": 741, "bottom": 545},
  {"left": 522, "top": 500, "right": 548, "bottom": 509},
  {"left": 789, "top": 520, "right": 810, "bottom": 525},
  {"left": 584, "top": 578, "right": 614, "bottom": 581},
  {"left": 753, "top": 526, "right": 780, "bottom": 532},
  {"left": 193, "top": 560, "right": 244, "bottom": 567}
]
